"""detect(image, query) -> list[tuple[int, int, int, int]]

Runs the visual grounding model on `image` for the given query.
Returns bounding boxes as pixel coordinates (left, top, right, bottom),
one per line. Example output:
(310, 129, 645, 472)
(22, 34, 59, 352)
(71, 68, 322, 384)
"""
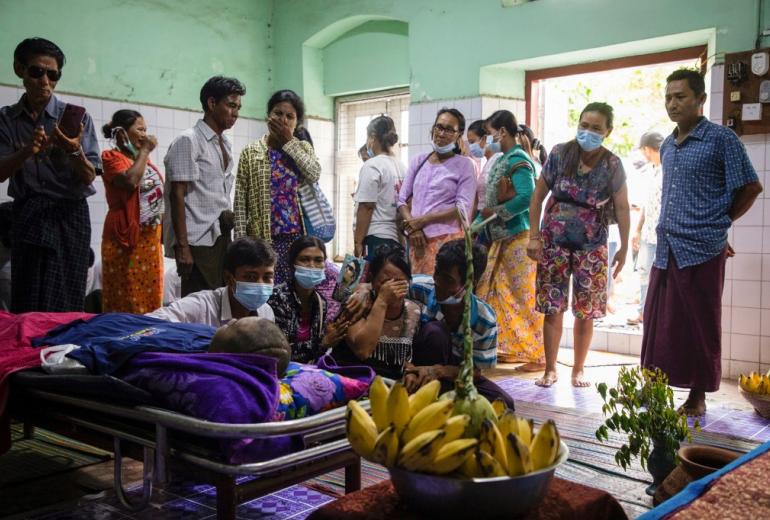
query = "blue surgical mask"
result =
(113, 127, 138, 158)
(576, 129, 605, 152)
(294, 265, 326, 289)
(366, 147, 375, 158)
(436, 288, 466, 305)
(432, 140, 456, 155)
(469, 142, 484, 158)
(233, 281, 273, 311)
(485, 135, 501, 154)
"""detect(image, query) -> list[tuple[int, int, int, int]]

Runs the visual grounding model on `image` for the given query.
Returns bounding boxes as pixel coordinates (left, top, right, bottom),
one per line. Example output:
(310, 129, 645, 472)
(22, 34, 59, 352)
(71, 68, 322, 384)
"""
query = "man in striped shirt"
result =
(406, 239, 512, 408)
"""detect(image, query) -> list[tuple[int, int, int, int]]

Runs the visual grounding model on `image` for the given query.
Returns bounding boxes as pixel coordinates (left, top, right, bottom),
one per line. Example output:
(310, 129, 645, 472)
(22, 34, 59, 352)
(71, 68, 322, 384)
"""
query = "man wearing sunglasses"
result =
(0, 38, 100, 313)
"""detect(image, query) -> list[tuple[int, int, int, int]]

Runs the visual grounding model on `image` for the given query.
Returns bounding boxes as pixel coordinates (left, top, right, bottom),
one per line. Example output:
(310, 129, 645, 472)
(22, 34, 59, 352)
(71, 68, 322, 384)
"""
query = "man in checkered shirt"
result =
(163, 76, 245, 297)
(641, 69, 763, 416)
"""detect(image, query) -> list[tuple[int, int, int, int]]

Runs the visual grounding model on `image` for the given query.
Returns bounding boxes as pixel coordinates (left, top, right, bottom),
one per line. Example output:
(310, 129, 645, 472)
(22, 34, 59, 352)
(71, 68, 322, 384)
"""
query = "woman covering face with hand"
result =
(101, 109, 163, 313)
(234, 89, 322, 284)
(332, 245, 421, 380)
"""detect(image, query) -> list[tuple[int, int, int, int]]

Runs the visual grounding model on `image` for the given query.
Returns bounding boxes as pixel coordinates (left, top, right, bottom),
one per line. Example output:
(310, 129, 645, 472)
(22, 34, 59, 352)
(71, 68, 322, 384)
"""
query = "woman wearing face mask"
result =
(101, 110, 163, 313)
(268, 235, 343, 363)
(398, 108, 477, 274)
(234, 89, 322, 284)
(353, 115, 406, 261)
(332, 245, 421, 380)
(467, 120, 497, 222)
(527, 102, 630, 388)
(475, 110, 544, 370)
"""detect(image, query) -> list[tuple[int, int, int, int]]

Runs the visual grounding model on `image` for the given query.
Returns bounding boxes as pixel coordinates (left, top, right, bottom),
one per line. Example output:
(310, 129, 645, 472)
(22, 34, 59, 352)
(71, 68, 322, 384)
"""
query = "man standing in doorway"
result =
(164, 76, 245, 297)
(629, 131, 664, 326)
(641, 69, 762, 415)
(0, 38, 100, 312)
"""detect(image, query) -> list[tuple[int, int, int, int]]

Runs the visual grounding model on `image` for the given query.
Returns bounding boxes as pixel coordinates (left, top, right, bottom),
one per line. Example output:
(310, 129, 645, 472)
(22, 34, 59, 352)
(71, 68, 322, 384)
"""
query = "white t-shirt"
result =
(147, 286, 274, 327)
(354, 154, 406, 242)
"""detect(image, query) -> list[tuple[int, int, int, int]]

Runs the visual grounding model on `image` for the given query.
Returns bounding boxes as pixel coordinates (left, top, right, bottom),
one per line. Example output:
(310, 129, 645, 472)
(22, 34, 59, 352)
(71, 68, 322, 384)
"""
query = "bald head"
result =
(210, 317, 291, 377)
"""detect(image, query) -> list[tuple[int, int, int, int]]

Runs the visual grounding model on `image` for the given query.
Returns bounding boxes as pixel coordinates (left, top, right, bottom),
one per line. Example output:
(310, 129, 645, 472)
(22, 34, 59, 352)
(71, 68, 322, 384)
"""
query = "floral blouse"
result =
(268, 282, 326, 364)
(541, 142, 626, 250)
(269, 148, 302, 236)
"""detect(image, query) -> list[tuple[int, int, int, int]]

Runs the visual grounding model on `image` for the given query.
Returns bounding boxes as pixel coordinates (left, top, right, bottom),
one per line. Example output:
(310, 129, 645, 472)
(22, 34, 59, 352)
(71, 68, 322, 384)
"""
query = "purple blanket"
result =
(120, 352, 374, 464)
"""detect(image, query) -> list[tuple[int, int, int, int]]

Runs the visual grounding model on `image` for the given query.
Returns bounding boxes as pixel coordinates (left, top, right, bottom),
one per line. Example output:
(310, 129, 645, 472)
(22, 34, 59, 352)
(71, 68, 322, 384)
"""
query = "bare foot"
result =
(535, 370, 558, 387)
(627, 314, 643, 326)
(677, 391, 706, 416)
(571, 370, 591, 387)
(607, 301, 616, 314)
(514, 362, 546, 373)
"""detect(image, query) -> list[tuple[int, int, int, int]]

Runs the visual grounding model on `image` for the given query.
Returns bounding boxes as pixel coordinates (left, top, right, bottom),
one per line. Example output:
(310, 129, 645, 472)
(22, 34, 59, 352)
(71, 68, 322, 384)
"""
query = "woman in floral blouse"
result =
(527, 102, 630, 389)
(234, 90, 322, 284)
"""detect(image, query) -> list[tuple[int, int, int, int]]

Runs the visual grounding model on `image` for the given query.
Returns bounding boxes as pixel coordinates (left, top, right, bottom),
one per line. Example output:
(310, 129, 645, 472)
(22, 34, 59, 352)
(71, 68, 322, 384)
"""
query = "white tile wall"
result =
(0, 85, 336, 257)
(407, 96, 525, 162)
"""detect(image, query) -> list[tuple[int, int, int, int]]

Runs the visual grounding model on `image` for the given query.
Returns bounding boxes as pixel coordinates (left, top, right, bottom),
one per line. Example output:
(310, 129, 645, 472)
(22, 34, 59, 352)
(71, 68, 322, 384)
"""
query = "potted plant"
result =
(595, 366, 695, 496)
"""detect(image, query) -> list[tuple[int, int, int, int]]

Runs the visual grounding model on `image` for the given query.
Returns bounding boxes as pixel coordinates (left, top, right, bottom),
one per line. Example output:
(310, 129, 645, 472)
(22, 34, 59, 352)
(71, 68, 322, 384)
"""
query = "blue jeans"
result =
(637, 240, 657, 314)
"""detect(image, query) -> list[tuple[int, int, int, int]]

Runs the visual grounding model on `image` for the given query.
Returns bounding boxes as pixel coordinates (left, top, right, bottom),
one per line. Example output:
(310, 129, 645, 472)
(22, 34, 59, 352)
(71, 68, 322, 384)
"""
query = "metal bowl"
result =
(389, 440, 569, 519)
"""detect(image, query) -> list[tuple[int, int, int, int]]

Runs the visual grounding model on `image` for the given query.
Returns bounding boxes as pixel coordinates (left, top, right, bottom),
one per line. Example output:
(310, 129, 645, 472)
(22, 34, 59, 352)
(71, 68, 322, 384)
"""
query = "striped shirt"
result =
(409, 274, 497, 368)
(656, 118, 758, 269)
(163, 119, 234, 250)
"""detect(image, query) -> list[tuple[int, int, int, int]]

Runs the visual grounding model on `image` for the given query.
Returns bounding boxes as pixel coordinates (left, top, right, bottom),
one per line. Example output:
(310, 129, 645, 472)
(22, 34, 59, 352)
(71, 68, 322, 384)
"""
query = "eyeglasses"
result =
(433, 124, 459, 136)
(26, 65, 61, 82)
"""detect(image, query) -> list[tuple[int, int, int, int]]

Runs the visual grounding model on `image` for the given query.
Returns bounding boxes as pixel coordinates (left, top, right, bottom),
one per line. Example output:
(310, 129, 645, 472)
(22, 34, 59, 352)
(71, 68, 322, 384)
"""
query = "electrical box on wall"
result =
(723, 48, 770, 135)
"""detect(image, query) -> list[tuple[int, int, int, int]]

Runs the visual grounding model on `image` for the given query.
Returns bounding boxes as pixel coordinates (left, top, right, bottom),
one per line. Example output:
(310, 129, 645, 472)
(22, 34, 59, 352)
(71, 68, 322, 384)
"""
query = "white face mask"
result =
(432, 140, 456, 154)
(436, 287, 465, 305)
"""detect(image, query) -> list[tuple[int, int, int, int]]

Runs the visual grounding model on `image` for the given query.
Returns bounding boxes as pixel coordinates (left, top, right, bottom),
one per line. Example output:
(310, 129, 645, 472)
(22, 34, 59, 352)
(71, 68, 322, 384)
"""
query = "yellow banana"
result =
(479, 418, 507, 469)
(398, 429, 446, 471)
(459, 448, 507, 478)
(530, 420, 560, 471)
(430, 438, 478, 475)
(346, 400, 378, 459)
(401, 399, 454, 443)
(748, 372, 762, 393)
(409, 379, 441, 418)
(505, 433, 532, 476)
(499, 412, 534, 447)
(439, 414, 471, 445)
(491, 398, 508, 419)
(371, 425, 399, 468)
(369, 376, 390, 432)
(387, 381, 411, 436)
(739, 374, 750, 392)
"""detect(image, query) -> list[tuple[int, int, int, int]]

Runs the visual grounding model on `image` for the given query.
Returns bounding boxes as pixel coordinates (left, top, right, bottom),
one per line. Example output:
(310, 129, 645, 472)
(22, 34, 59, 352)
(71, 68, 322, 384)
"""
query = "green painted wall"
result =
(0, 0, 273, 119)
(272, 0, 764, 118)
(0, 0, 767, 121)
(323, 20, 409, 97)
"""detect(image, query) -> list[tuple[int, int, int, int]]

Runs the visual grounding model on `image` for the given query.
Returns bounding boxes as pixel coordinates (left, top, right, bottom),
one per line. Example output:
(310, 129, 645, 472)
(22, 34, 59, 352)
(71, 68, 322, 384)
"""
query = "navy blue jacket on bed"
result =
(32, 313, 215, 374)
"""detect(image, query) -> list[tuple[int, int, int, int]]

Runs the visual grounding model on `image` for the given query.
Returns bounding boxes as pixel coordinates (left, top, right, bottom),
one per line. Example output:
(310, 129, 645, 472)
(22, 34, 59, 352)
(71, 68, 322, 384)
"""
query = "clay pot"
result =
(653, 445, 741, 505)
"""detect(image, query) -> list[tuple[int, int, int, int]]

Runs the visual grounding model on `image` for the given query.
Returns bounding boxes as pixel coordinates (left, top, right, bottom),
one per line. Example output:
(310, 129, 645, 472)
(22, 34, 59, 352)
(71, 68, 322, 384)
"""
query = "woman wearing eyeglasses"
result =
(397, 108, 477, 275)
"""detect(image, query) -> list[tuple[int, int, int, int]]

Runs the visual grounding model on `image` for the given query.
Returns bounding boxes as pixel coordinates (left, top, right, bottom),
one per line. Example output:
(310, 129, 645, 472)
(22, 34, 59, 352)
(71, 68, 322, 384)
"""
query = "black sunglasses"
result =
(27, 65, 61, 82)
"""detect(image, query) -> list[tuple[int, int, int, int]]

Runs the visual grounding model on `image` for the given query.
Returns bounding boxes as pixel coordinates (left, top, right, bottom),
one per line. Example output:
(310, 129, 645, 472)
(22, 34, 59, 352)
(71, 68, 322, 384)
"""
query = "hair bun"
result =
(384, 130, 399, 147)
(101, 123, 113, 139)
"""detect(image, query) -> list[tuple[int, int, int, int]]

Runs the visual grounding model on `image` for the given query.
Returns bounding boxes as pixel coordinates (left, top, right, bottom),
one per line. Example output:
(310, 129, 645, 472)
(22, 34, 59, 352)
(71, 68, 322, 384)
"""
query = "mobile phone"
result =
(58, 104, 86, 138)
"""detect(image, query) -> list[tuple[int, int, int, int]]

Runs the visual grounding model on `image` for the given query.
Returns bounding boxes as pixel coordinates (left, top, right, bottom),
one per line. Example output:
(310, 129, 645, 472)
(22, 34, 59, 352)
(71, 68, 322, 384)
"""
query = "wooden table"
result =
(308, 477, 628, 519)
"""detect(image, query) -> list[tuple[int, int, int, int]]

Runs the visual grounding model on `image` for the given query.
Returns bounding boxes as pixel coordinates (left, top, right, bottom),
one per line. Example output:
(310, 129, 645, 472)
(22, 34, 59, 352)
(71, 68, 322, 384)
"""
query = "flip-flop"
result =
(535, 375, 557, 387)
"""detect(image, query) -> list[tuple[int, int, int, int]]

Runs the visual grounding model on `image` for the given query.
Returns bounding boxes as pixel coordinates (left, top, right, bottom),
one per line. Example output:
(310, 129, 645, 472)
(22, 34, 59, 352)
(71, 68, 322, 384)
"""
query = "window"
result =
(333, 91, 410, 258)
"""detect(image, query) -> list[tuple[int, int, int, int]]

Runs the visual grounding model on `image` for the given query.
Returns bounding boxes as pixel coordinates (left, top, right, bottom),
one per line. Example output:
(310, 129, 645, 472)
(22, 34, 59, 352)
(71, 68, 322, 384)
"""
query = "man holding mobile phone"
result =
(0, 38, 100, 312)
(163, 76, 245, 297)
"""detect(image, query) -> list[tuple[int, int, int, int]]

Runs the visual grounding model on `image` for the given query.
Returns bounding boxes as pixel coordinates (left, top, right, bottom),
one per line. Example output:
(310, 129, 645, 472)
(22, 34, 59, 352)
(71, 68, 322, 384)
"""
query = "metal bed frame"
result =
(9, 385, 363, 519)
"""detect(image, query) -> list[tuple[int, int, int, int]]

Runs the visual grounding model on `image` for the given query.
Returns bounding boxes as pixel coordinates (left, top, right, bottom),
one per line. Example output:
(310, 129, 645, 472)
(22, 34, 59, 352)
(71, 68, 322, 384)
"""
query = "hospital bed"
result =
(8, 369, 362, 520)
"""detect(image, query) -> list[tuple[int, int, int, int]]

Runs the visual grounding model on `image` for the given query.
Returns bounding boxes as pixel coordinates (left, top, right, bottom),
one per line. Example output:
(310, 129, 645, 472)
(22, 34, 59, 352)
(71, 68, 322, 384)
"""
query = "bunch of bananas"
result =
(739, 370, 770, 394)
(346, 376, 562, 478)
